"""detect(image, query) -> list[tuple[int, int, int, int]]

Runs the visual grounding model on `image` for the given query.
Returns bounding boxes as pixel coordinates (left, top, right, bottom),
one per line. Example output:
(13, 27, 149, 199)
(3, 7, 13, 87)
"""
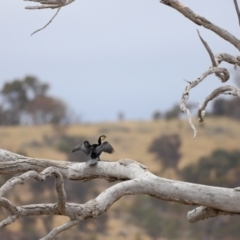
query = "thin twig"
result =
(180, 67, 229, 137)
(160, 0, 240, 50)
(234, 0, 240, 26)
(187, 206, 239, 223)
(197, 30, 226, 82)
(31, 7, 61, 36)
(197, 30, 216, 67)
(198, 85, 240, 122)
(0, 215, 19, 228)
(39, 220, 79, 240)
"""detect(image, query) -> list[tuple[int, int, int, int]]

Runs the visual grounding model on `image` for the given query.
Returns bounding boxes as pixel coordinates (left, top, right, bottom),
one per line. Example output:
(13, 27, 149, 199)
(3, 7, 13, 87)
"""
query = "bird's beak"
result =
(104, 135, 107, 140)
(72, 145, 81, 153)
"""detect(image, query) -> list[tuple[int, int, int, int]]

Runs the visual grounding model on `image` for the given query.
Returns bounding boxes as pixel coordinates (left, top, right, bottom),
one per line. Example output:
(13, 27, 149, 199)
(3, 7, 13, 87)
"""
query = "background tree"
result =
(0, 76, 67, 125)
(148, 134, 181, 170)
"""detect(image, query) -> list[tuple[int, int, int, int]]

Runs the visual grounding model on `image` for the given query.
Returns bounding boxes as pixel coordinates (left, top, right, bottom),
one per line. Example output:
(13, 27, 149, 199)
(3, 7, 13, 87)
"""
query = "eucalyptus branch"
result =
(180, 67, 229, 137)
(214, 53, 240, 69)
(198, 85, 240, 122)
(0, 197, 18, 215)
(40, 220, 80, 240)
(160, 0, 240, 50)
(233, 0, 240, 26)
(187, 206, 239, 223)
(24, 0, 75, 35)
(24, 0, 75, 10)
(0, 215, 19, 228)
(31, 7, 61, 36)
(197, 30, 216, 67)
(197, 30, 226, 82)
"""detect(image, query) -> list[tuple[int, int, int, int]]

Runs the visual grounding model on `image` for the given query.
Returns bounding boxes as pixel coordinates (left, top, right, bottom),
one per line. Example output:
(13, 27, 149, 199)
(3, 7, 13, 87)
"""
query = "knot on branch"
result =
(119, 159, 148, 169)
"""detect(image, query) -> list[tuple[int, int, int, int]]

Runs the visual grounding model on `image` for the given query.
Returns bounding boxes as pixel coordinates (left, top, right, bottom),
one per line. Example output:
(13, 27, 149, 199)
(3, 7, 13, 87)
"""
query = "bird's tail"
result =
(86, 158, 98, 166)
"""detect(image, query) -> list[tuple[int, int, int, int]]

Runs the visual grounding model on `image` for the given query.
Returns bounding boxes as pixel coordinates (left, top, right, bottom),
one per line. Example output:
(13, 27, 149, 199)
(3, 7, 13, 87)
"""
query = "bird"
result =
(72, 135, 114, 166)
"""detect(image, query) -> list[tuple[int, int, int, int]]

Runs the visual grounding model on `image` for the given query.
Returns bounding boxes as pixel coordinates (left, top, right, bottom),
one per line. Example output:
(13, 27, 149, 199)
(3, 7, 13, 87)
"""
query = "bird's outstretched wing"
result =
(95, 142, 114, 155)
(72, 141, 92, 155)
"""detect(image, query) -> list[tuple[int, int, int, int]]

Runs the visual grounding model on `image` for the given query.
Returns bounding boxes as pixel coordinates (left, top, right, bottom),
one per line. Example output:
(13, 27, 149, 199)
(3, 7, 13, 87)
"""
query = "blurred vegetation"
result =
(0, 76, 68, 125)
(181, 149, 240, 188)
(164, 104, 182, 120)
(212, 98, 240, 120)
(148, 134, 181, 170)
(0, 76, 240, 239)
(1, 119, 240, 239)
(127, 149, 240, 240)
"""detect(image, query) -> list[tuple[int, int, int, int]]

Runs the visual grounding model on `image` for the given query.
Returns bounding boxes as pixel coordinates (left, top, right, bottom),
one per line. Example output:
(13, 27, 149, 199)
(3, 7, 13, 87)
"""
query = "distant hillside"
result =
(1, 117, 240, 240)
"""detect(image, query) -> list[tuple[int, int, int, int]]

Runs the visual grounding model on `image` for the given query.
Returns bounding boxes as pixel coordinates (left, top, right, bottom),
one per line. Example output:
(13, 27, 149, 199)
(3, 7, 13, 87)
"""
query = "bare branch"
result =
(233, 0, 240, 26)
(25, 0, 75, 10)
(160, 0, 240, 50)
(0, 197, 18, 216)
(0, 167, 67, 215)
(187, 206, 239, 223)
(197, 30, 216, 67)
(215, 53, 240, 69)
(1, 148, 240, 238)
(26, 4, 60, 9)
(40, 220, 79, 240)
(53, 170, 67, 214)
(0, 215, 19, 228)
(197, 30, 226, 82)
(31, 7, 61, 36)
(180, 67, 229, 137)
(198, 85, 240, 122)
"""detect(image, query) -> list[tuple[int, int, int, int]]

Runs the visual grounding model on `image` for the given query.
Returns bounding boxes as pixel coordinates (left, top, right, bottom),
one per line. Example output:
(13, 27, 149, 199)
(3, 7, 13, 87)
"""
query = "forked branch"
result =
(0, 149, 240, 239)
(24, 0, 75, 35)
(180, 67, 229, 138)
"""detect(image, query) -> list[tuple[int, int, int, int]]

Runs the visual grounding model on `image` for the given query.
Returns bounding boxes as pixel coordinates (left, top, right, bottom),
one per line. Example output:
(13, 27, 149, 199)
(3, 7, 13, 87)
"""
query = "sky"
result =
(0, 0, 240, 122)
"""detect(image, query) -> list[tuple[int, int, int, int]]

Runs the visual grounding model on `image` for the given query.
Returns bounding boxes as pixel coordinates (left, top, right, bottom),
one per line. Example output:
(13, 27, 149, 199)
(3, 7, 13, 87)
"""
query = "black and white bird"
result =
(72, 135, 114, 166)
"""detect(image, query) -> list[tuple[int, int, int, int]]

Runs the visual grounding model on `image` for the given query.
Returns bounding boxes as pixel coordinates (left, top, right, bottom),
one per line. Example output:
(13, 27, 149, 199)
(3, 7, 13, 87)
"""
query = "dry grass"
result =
(1, 117, 240, 239)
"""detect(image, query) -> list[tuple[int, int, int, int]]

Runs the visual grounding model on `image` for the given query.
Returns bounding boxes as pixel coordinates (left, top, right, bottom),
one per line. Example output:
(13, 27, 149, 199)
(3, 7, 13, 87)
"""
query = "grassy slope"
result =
(1, 117, 240, 239)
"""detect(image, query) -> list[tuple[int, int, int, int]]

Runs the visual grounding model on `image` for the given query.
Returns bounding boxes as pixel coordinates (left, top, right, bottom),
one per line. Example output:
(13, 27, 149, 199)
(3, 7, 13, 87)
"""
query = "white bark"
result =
(0, 149, 240, 239)
(25, 0, 75, 9)
(180, 67, 229, 137)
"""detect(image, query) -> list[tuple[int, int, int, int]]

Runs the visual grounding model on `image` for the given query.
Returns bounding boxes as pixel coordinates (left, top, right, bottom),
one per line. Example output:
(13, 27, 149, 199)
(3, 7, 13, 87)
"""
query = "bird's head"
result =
(100, 135, 107, 141)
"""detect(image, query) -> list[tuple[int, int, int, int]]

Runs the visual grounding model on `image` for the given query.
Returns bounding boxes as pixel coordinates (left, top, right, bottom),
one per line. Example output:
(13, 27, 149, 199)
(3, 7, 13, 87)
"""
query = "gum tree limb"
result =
(160, 0, 240, 50)
(198, 85, 240, 122)
(180, 67, 229, 138)
(233, 0, 240, 26)
(0, 149, 240, 238)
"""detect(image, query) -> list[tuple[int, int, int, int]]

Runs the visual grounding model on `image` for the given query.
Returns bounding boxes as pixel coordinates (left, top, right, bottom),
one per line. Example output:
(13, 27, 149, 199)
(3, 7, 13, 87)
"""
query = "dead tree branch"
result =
(180, 67, 229, 138)
(198, 85, 240, 122)
(0, 149, 240, 239)
(197, 30, 226, 82)
(233, 0, 240, 26)
(160, 0, 240, 50)
(187, 206, 239, 223)
(31, 7, 61, 36)
(24, 0, 75, 10)
(24, 0, 74, 34)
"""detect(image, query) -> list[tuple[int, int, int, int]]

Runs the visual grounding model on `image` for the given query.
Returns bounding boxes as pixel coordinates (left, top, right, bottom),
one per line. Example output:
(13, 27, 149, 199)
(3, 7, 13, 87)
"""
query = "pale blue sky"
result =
(0, 0, 239, 122)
